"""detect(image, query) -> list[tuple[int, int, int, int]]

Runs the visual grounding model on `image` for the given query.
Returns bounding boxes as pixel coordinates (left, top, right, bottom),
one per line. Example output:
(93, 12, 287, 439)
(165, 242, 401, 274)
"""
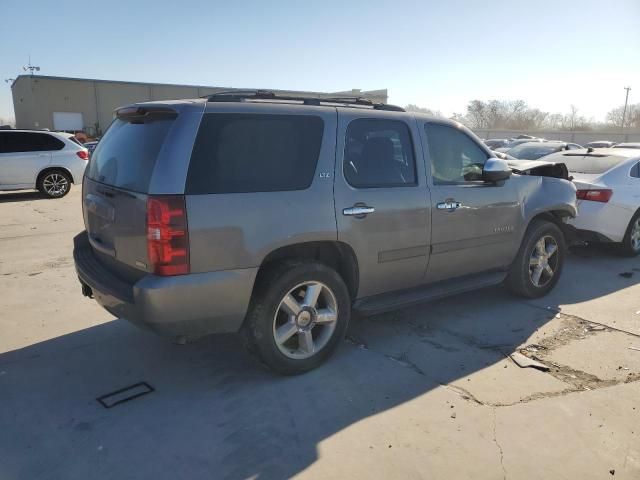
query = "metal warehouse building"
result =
(11, 75, 388, 136)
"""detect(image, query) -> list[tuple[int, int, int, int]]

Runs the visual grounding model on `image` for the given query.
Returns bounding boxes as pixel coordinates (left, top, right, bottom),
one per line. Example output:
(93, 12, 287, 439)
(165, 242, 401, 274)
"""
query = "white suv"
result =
(0, 129, 89, 198)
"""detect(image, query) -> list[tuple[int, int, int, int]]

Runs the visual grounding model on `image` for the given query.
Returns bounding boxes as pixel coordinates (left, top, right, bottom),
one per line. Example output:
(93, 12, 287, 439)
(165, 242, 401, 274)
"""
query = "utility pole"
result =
(622, 86, 631, 130)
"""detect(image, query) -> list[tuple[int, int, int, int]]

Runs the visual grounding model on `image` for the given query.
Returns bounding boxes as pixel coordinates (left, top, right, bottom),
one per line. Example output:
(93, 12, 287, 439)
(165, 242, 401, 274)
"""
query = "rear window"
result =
(87, 118, 173, 192)
(186, 113, 324, 194)
(561, 155, 627, 174)
(509, 144, 561, 160)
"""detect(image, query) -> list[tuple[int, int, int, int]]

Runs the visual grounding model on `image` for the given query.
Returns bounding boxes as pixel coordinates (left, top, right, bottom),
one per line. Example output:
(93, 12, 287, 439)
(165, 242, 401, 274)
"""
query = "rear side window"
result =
(39, 134, 65, 151)
(0, 132, 64, 153)
(186, 114, 324, 194)
(344, 119, 416, 188)
(87, 118, 174, 193)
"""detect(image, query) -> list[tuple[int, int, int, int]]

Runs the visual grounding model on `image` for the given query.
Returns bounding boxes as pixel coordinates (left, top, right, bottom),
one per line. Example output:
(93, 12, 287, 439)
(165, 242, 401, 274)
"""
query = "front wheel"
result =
(506, 220, 565, 298)
(243, 261, 351, 375)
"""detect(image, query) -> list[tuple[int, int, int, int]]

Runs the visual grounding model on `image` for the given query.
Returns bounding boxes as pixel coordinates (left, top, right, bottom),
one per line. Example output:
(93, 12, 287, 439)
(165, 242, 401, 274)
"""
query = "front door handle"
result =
(343, 205, 375, 217)
(437, 201, 462, 211)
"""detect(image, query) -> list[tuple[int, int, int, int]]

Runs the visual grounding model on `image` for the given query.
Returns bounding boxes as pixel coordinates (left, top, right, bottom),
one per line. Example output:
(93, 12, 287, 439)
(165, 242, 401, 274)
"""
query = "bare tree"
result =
(454, 99, 549, 130)
(607, 103, 640, 129)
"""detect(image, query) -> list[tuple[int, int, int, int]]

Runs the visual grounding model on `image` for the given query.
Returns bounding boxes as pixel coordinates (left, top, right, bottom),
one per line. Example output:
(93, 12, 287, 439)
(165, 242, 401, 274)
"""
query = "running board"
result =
(353, 271, 508, 316)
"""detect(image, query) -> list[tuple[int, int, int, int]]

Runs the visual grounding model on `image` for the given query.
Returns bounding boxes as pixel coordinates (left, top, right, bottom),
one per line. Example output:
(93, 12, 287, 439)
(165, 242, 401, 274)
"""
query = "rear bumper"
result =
(563, 224, 615, 244)
(567, 201, 633, 243)
(73, 232, 257, 338)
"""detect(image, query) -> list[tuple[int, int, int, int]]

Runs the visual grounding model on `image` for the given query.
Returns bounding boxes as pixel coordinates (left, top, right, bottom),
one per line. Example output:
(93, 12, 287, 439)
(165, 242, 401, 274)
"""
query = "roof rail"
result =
(204, 90, 405, 112)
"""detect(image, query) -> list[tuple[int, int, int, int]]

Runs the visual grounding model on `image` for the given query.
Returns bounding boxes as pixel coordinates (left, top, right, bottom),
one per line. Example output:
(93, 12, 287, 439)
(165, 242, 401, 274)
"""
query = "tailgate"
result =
(83, 176, 150, 280)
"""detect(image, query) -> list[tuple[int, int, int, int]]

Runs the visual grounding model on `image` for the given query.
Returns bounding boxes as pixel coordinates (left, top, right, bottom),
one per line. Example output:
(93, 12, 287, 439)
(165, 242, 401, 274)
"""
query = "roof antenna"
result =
(23, 55, 40, 76)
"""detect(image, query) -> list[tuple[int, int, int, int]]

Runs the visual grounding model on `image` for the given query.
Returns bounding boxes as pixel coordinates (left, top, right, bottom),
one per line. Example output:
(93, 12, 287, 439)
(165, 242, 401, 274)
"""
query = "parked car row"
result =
(486, 136, 640, 160)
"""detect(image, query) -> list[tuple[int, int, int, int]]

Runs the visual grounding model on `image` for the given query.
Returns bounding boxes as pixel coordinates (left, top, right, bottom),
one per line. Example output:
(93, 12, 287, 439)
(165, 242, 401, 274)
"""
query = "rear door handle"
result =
(437, 201, 462, 211)
(343, 205, 375, 217)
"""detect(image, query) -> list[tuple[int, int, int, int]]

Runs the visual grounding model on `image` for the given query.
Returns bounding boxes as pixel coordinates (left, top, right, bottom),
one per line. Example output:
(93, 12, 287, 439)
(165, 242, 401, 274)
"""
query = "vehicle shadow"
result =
(0, 190, 46, 203)
(0, 246, 638, 479)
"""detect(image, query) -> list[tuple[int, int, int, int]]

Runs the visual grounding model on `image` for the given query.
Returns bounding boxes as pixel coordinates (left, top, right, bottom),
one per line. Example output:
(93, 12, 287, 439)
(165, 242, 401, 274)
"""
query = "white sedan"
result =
(543, 148, 640, 255)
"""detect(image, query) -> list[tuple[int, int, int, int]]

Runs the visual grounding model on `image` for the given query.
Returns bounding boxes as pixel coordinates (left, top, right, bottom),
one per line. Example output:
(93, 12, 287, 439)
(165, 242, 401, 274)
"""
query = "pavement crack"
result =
(492, 407, 507, 480)
(443, 384, 484, 405)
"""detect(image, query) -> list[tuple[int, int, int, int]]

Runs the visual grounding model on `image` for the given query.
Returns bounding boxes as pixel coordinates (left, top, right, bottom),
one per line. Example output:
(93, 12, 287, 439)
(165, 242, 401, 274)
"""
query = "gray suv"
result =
(74, 92, 577, 374)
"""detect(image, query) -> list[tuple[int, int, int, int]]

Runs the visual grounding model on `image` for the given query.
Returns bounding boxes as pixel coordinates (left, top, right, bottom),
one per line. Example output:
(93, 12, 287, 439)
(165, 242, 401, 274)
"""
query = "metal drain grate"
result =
(96, 382, 154, 409)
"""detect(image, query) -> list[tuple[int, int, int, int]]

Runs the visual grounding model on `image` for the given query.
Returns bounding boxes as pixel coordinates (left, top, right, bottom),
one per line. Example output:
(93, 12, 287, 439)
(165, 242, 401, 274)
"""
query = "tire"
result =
(617, 210, 640, 257)
(243, 260, 351, 375)
(506, 219, 565, 298)
(37, 170, 72, 198)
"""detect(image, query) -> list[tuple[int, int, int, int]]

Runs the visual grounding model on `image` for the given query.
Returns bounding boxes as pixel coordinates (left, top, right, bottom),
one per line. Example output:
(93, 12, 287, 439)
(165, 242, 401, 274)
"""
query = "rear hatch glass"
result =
(87, 116, 174, 193)
(83, 108, 177, 277)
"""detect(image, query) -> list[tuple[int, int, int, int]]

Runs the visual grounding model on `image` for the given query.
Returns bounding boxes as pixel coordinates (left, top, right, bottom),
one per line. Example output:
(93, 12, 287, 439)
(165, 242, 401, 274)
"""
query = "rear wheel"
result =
(38, 170, 72, 198)
(618, 211, 640, 257)
(506, 220, 565, 298)
(244, 261, 351, 375)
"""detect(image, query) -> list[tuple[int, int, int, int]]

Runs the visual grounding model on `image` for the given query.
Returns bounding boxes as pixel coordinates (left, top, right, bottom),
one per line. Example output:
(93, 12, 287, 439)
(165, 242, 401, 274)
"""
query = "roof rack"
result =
(204, 90, 405, 112)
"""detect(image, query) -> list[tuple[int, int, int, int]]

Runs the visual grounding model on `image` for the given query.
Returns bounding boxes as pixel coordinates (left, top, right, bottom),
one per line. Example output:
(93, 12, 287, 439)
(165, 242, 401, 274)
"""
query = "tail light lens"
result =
(146, 195, 189, 276)
(576, 189, 612, 203)
(77, 150, 89, 160)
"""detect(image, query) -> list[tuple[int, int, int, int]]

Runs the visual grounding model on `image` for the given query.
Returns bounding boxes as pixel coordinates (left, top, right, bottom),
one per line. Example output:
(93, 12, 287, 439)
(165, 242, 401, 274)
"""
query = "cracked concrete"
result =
(1, 189, 640, 479)
(492, 407, 507, 480)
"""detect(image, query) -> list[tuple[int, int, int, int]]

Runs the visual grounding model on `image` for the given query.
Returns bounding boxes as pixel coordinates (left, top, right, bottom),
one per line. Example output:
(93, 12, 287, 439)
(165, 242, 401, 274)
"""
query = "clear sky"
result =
(1, 0, 639, 123)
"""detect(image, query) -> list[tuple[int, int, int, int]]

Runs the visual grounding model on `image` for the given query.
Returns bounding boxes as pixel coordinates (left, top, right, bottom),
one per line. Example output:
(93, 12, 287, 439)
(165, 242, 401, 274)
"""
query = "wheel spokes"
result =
(281, 294, 302, 316)
(535, 238, 546, 255)
(298, 330, 314, 354)
(531, 266, 543, 286)
(275, 320, 298, 345)
(315, 308, 337, 324)
(303, 284, 322, 308)
(546, 243, 558, 257)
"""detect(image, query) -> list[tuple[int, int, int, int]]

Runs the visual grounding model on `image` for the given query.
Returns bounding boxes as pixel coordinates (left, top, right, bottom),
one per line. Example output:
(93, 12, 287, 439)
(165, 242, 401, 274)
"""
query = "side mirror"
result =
(483, 157, 512, 183)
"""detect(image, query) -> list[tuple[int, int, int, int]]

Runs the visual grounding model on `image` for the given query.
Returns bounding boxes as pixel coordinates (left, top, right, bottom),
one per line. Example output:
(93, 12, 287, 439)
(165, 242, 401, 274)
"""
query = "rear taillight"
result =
(576, 189, 612, 203)
(146, 195, 189, 276)
(77, 150, 89, 160)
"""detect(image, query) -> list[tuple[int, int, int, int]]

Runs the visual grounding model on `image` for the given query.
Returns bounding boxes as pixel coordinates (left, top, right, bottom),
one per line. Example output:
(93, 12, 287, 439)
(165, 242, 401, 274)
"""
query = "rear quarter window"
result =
(186, 113, 324, 194)
(87, 118, 174, 193)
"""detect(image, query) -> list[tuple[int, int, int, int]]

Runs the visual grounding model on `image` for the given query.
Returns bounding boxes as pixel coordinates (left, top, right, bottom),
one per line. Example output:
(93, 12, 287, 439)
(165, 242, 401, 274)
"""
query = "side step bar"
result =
(353, 271, 507, 316)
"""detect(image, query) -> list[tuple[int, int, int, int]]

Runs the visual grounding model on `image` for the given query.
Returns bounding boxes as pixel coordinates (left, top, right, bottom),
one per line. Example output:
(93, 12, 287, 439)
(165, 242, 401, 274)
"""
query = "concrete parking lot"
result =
(1, 188, 639, 480)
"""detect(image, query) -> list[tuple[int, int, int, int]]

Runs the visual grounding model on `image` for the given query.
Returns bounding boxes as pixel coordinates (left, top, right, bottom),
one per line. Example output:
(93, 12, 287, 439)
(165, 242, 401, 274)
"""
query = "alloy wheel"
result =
(272, 281, 338, 360)
(529, 235, 559, 287)
(42, 173, 69, 197)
